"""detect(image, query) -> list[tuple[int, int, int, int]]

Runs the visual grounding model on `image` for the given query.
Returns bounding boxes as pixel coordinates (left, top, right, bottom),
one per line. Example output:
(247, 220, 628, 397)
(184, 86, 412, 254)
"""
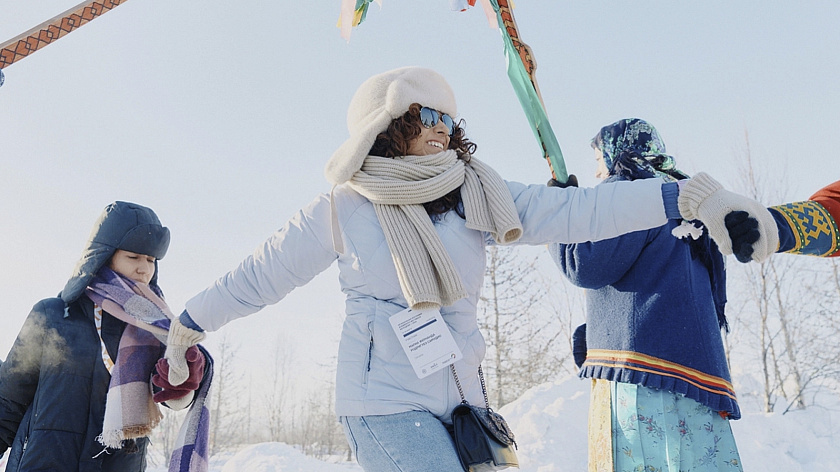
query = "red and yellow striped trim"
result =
(584, 349, 737, 401)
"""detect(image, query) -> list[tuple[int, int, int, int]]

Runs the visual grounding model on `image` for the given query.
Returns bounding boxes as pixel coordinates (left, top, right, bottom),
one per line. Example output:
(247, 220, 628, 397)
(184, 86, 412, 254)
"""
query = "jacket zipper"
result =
(363, 320, 374, 386)
(16, 436, 29, 471)
(367, 336, 373, 372)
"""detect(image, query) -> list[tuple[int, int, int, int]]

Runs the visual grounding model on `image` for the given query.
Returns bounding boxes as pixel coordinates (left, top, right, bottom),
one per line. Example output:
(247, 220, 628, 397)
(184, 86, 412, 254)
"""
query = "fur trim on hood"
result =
(325, 66, 457, 185)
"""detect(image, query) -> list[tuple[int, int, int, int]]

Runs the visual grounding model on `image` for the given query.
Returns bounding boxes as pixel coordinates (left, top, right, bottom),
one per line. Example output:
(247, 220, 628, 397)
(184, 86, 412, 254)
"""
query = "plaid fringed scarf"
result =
(86, 267, 213, 472)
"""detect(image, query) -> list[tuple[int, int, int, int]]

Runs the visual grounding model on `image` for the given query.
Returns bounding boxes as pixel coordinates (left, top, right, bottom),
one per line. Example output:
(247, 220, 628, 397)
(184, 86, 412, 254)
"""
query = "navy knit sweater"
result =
(550, 219, 739, 419)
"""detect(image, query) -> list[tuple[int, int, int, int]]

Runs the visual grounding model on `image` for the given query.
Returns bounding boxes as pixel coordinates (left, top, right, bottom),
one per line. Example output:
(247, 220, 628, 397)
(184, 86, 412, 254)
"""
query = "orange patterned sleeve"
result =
(770, 180, 840, 257)
(810, 181, 840, 224)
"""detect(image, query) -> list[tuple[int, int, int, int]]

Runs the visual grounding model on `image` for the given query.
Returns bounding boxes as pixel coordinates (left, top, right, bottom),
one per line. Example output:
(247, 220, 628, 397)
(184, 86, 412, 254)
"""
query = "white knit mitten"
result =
(164, 391, 194, 411)
(165, 318, 206, 386)
(678, 172, 779, 262)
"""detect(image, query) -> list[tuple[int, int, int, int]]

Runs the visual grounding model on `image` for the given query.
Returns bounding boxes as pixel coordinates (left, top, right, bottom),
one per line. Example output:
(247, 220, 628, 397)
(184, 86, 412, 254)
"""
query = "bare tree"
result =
(208, 333, 248, 455)
(147, 407, 187, 468)
(478, 246, 577, 407)
(265, 334, 296, 442)
(253, 347, 351, 461)
(728, 130, 840, 413)
(295, 380, 348, 460)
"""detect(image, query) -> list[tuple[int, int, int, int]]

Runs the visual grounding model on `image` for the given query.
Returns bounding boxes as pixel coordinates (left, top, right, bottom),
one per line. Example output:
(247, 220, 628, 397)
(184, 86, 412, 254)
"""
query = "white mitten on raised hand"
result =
(163, 391, 194, 411)
(165, 318, 206, 386)
(678, 172, 779, 262)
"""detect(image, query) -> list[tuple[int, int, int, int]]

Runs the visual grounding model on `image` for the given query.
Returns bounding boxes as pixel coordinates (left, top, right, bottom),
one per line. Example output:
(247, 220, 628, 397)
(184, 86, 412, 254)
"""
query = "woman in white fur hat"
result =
(161, 67, 776, 471)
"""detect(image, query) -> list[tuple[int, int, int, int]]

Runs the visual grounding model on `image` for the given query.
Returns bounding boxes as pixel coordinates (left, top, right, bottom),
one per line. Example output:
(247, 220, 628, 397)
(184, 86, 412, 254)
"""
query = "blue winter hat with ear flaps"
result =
(60, 201, 170, 303)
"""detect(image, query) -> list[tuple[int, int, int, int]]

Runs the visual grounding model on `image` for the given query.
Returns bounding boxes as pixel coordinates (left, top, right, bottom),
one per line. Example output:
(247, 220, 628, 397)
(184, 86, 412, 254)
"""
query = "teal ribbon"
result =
(489, 1, 568, 182)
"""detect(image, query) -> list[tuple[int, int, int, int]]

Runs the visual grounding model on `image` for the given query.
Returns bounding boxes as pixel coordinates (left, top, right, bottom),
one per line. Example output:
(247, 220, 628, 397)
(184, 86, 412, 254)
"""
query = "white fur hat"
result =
(325, 66, 457, 185)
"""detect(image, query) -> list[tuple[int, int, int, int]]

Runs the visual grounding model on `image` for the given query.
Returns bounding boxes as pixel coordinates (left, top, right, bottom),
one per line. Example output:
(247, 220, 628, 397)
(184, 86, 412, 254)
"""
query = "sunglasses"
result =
(419, 107, 455, 136)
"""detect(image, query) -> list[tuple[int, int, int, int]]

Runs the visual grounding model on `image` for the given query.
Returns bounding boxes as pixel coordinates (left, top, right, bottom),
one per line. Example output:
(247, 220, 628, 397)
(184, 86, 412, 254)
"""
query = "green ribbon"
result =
(489, 1, 568, 182)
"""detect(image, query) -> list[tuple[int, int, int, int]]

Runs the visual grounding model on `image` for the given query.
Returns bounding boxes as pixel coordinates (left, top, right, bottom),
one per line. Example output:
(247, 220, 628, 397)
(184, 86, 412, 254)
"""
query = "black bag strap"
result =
(450, 364, 490, 409)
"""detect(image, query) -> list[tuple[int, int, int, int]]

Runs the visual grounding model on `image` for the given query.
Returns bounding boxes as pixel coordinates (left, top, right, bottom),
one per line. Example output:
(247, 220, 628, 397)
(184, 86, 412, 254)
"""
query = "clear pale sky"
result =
(1, 1, 838, 392)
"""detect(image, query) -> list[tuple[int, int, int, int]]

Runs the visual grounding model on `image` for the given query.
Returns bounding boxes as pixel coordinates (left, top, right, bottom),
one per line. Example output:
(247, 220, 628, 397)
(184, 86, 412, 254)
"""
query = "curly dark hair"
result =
(369, 103, 477, 219)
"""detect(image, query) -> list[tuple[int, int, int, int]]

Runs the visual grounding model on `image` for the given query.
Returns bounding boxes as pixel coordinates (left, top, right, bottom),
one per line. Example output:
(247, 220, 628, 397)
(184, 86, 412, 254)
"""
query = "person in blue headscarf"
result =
(550, 118, 743, 472)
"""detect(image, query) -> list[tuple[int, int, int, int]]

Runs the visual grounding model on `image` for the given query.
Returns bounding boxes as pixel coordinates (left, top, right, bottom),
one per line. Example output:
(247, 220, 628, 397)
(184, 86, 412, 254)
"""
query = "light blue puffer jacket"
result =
(185, 178, 668, 422)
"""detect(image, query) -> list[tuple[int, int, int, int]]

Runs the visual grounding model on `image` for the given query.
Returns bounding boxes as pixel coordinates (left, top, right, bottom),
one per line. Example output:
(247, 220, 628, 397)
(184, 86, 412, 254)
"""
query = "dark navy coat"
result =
(0, 202, 169, 471)
(0, 296, 152, 471)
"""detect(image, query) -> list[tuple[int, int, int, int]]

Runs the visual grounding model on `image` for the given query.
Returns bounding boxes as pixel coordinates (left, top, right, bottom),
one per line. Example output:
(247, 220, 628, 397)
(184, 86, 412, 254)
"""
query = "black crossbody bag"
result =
(450, 365, 518, 471)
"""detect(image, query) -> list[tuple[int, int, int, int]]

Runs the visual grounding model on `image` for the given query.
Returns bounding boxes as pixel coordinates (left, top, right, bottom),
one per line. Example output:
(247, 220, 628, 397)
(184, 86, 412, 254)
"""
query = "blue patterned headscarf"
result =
(593, 118, 728, 331)
(593, 118, 690, 183)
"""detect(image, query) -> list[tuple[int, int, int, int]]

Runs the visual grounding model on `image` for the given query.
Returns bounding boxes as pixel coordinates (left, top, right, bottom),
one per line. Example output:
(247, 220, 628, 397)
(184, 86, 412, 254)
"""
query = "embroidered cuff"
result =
(661, 182, 681, 219)
(770, 200, 840, 257)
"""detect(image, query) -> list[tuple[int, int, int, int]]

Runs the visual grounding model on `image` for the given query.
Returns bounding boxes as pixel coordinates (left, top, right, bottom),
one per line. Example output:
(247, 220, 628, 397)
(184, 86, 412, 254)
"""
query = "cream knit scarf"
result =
(346, 150, 522, 309)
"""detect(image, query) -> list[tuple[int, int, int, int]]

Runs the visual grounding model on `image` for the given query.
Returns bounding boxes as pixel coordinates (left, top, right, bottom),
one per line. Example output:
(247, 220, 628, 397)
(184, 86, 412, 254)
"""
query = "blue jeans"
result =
(341, 411, 464, 471)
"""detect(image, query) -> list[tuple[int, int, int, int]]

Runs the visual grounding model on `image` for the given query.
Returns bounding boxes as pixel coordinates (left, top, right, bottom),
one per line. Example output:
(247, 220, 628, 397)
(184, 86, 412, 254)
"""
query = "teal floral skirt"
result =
(589, 379, 743, 472)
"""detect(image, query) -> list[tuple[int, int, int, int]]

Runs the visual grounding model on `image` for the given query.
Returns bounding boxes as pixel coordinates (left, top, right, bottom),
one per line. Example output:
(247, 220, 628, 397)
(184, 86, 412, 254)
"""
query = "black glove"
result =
(547, 174, 579, 188)
(572, 323, 587, 369)
(725, 210, 760, 263)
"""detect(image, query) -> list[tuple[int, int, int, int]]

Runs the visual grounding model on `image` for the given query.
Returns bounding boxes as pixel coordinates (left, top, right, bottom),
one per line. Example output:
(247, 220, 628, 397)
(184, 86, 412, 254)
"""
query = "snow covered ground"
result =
(1, 373, 836, 471)
(139, 373, 839, 472)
